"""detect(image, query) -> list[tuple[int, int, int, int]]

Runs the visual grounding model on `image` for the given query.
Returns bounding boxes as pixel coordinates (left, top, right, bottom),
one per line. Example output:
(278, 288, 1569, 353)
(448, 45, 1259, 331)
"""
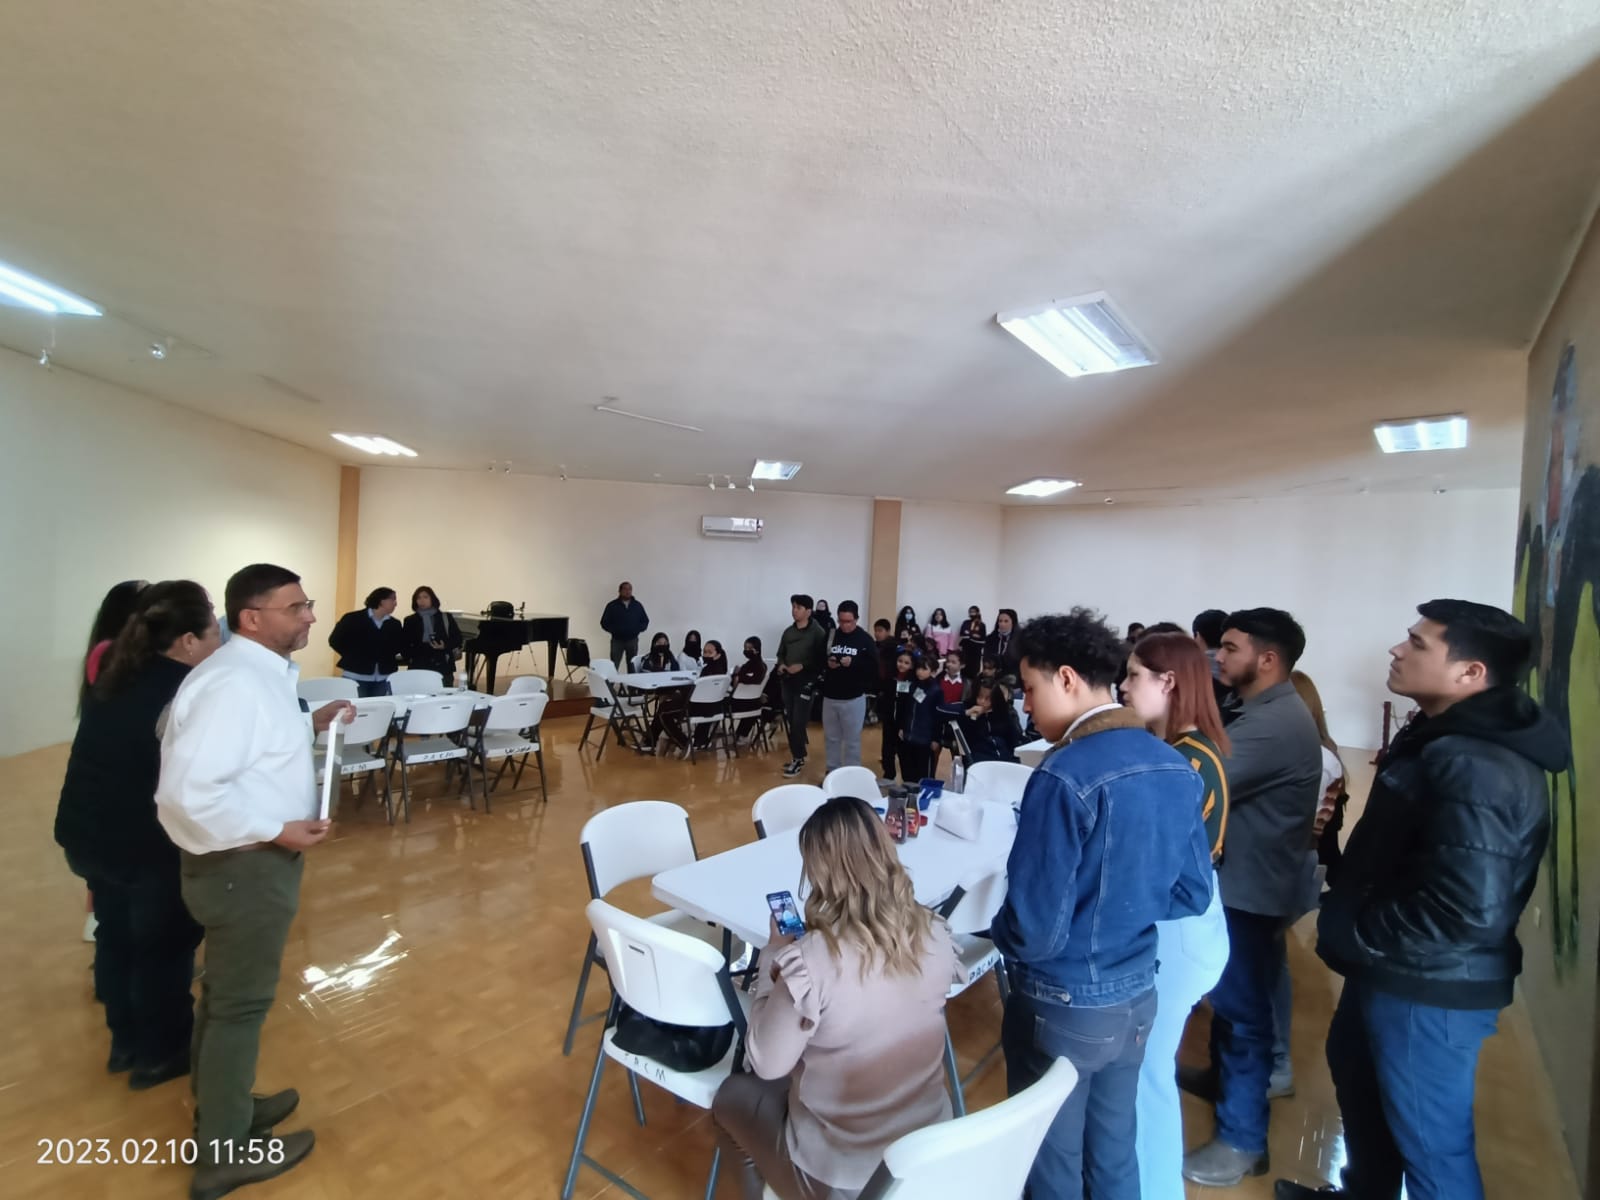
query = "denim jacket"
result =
(990, 707, 1215, 1006)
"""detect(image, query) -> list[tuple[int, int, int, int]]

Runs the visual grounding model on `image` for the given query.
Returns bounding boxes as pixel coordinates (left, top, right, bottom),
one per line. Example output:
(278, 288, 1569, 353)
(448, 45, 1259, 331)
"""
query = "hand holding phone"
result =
(766, 890, 805, 940)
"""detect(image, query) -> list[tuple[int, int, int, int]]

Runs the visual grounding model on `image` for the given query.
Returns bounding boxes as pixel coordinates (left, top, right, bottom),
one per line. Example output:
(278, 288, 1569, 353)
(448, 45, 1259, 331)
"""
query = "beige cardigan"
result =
(745, 920, 966, 1189)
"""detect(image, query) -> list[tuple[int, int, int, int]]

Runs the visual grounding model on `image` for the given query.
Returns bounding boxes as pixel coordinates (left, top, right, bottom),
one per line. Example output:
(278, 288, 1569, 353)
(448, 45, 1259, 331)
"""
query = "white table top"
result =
(613, 672, 698, 692)
(1016, 738, 1054, 768)
(653, 806, 1017, 950)
(378, 690, 493, 717)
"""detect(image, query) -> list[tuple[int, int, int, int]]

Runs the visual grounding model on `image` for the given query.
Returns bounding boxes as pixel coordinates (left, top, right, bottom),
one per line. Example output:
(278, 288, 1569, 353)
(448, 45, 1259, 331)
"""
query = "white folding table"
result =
(652, 805, 1018, 950)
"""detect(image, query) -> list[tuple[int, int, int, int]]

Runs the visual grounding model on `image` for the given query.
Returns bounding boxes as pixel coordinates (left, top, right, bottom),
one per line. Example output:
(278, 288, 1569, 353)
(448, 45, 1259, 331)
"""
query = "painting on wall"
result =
(1515, 342, 1600, 977)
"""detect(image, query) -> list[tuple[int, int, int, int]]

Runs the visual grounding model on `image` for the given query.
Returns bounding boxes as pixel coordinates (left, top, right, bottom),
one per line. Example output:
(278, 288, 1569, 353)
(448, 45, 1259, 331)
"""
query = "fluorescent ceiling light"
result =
(1373, 415, 1469, 454)
(0, 259, 102, 316)
(1006, 478, 1081, 498)
(332, 433, 418, 458)
(752, 460, 802, 480)
(997, 292, 1154, 378)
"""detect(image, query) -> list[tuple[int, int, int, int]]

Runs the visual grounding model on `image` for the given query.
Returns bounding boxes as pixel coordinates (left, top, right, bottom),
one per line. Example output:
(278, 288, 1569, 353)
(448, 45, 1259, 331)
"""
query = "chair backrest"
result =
(752, 784, 827, 839)
(340, 699, 396, 747)
(942, 868, 1008, 936)
(298, 676, 359, 704)
(730, 663, 770, 700)
(587, 899, 736, 1029)
(587, 670, 619, 707)
(507, 675, 548, 695)
(389, 668, 444, 696)
(866, 1057, 1078, 1200)
(484, 692, 548, 732)
(823, 765, 881, 801)
(966, 761, 1034, 807)
(688, 674, 732, 704)
(589, 658, 618, 682)
(580, 801, 698, 897)
(402, 695, 475, 736)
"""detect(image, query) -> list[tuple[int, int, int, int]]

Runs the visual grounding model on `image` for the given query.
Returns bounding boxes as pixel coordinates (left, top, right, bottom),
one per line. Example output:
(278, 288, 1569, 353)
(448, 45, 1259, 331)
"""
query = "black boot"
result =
(189, 1129, 314, 1200)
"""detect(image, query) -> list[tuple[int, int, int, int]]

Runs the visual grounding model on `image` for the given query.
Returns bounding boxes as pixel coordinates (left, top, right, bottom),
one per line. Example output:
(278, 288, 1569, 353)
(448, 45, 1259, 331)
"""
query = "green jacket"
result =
(776, 620, 828, 679)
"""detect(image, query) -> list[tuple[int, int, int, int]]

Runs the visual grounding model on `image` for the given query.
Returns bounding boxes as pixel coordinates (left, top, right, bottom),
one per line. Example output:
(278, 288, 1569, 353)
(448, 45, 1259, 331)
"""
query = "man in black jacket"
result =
(599, 581, 649, 671)
(327, 587, 405, 697)
(1276, 600, 1564, 1200)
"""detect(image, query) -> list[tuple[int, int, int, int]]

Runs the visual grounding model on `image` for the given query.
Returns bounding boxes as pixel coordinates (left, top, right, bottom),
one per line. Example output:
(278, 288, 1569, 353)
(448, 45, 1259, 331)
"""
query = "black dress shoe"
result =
(1274, 1182, 1346, 1199)
(107, 1048, 136, 1074)
(189, 1130, 314, 1200)
(128, 1052, 190, 1091)
(195, 1090, 302, 1137)
(1177, 1062, 1218, 1102)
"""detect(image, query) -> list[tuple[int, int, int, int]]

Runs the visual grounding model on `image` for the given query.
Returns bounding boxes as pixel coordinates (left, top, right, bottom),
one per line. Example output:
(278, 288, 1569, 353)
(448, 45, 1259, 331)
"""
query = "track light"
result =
(707, 477, 715, 491)
(149, 340, 169, 361)
(725, 476, 737, 490)
(747, 479, 755, 492)
(37, 348, 51, 369)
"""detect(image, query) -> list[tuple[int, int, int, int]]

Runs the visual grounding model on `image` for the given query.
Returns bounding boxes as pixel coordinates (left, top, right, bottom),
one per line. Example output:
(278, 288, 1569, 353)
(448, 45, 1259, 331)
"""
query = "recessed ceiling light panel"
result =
(997, 292, 1154, 378)
(1372, 415, 1468, 454)
(0, 259, 102, 317)
(332, 433, 418, 458)
(752, 460, 802, 481)
(1006, 478, 1081, 498)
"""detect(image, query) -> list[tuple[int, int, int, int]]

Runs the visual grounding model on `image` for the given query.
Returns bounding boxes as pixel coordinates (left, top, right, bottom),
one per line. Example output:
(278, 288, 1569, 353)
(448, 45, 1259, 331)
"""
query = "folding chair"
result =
(728, 664, 771, 751)
(506, 675, 548, 695)
(562, 899, 748, 1200)
(388, 668, 445, 696)
(751, 783, 827, 839)
(582, 662, 647, 758)
(823, 765, 881, 800)
(562, 801, 725, 1056)
(685, 673, 733, 763)
(466, 692, 549, 807)
(386, 695, 475, 822)
(935, 869, 1011, 1116)
(561, 636, 591, 682)
(316, 700, 396, 820)
(966, 761, 1035, 809)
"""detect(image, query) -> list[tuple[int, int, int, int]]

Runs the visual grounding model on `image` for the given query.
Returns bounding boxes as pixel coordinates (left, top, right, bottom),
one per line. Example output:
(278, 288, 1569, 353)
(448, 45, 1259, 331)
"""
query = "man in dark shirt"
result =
(775, 594, 827, 777)
(1183, 608, 1323, 1188)
(819, 601, 878, 773)
(598, 581, 649, 671)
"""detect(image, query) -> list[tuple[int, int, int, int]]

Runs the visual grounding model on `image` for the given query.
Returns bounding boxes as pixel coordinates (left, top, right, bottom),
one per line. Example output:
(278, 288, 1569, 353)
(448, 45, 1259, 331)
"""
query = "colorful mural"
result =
(1515, 343, 1600, 976)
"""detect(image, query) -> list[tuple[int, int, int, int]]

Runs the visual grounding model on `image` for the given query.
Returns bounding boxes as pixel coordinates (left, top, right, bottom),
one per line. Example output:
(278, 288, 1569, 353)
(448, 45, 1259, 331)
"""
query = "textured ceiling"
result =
(3, 1, 1600, 504)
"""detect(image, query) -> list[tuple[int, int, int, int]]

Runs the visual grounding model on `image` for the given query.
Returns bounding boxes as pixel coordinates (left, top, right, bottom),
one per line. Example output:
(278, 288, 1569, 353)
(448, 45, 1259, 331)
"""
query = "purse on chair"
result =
(610, 1003, 734, 1073)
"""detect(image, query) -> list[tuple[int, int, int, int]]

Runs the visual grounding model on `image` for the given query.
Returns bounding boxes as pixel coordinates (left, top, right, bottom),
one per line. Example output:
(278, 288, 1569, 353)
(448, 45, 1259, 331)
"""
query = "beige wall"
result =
(0, 351, 341, 755)
(1515, 205, 1600, 1194)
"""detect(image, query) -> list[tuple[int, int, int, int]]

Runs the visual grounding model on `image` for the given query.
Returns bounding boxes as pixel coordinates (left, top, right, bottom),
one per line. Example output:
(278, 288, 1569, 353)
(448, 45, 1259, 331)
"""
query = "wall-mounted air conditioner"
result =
(701, 515, 763, 540)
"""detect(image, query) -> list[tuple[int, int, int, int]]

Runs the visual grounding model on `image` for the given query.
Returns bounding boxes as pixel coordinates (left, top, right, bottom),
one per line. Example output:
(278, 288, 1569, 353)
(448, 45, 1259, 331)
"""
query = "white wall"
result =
(0, 352, 341, 755)
(999, 490, 1520, 749)
(356, 469, 873, 663)
(897, 501, 1003, 629)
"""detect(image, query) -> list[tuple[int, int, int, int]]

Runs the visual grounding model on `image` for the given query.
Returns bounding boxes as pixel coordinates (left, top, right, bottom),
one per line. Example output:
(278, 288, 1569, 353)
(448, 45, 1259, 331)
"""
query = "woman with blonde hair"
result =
(712, 797, 964, 1199)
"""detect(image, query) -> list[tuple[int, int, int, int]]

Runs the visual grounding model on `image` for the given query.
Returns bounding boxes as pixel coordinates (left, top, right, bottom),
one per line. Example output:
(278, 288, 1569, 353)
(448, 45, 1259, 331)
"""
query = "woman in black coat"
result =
(984, 608, 1021, 681)
(958, 606, 987, 679)
(401, 586, 462, 687)
(55, 580, 219, 1088)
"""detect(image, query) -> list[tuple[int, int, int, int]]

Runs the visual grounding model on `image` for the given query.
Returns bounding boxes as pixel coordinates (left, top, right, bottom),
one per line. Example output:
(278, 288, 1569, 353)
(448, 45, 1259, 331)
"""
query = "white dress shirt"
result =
(157, 636, 316, 854)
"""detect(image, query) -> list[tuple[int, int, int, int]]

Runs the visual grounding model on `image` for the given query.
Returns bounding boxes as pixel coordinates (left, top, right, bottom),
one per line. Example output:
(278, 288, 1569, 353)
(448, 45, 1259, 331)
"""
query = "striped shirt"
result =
(1174, 730, 1229, 862)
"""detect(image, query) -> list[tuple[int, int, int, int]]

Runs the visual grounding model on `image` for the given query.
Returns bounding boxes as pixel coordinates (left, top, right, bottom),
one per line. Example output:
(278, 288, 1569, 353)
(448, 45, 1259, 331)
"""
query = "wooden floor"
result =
(0, 720, 1577, 1200)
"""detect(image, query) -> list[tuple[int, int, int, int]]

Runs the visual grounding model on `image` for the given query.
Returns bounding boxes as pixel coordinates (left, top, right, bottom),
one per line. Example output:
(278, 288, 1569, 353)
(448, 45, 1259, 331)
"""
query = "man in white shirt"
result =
(157, 563, 352, 1199)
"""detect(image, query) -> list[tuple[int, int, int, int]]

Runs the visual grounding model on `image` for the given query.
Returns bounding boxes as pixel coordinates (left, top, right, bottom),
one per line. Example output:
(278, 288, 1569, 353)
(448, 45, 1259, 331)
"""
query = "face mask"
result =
(746, 648, 760, 660)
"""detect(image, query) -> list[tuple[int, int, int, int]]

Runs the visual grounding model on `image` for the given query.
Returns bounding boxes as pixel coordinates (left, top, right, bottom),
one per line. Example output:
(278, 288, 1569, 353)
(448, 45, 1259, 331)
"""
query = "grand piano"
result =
(454, 608, 571, 694)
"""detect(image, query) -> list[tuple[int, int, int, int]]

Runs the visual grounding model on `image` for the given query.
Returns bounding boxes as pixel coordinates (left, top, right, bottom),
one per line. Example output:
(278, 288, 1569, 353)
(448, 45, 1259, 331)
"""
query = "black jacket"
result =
(984, 629, 1020, 678)
(600, 597, 650, 640)
(402, 610, 462, 670)
(329, 609, 405, 675)
(1317, 687, 1565, 1009)
(56, 656, 190, 874)
(820, 626, 879, 701)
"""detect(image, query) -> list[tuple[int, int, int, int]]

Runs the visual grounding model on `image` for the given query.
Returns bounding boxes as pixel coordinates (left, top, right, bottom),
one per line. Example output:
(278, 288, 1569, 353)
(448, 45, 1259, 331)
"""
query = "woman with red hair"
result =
(1121, 631, 1233, 1200)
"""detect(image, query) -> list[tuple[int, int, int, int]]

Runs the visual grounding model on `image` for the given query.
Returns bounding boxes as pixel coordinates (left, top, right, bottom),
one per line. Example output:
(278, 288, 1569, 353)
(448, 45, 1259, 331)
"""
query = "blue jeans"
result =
(1208, 907, 1284, 1153)
(1002, 984, 1157, 1200)
(1137, 885, 1229, 1200)
(1327, 980, 1499, 1200)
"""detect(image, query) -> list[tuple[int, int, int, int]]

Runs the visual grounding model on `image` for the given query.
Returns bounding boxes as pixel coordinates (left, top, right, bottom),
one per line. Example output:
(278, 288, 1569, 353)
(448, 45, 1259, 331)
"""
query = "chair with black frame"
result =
(465, 692, 549, 807)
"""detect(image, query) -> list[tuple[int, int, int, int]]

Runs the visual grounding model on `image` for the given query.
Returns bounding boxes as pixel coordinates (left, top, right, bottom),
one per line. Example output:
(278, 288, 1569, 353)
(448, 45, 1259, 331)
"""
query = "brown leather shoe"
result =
(189, 1130, 314, 1200)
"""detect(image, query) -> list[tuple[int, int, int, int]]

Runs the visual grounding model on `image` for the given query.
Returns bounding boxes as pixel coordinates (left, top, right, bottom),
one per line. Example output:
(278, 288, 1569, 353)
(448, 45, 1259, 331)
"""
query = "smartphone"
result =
(766, 890, 805, 939)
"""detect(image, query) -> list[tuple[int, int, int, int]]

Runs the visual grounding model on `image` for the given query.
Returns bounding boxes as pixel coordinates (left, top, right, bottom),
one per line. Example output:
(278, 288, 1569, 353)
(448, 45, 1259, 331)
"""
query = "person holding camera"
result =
(401, 586, 461, 687)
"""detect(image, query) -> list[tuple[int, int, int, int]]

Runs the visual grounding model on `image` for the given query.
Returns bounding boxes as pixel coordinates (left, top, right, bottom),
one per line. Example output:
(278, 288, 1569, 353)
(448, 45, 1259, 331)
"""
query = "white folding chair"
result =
(313, 700, 396, 820)
(966, 761, 1035, 809)
(562, 899, 748, 1200)
(581, 662, 646, 757)
(298, 676, 359, 706)
(506, 675, 548, 695)
(388, 668, 445, 696)
(467, 693, 549, 807)
(387, 695, 474, 822)
(854, 1057, 1078, 1200)
(823, 765, 881, 801)
(685, 673, 733, 763)
(728, 665, 771, 750)
(936, 869, 1011, 1116)
(751, 784, 827, 839)
(562, 802, 724, 1056)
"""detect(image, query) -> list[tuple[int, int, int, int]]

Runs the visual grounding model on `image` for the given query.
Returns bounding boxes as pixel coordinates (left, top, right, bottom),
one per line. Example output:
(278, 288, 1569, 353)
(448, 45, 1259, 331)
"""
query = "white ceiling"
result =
(3, 1, 1600, 505)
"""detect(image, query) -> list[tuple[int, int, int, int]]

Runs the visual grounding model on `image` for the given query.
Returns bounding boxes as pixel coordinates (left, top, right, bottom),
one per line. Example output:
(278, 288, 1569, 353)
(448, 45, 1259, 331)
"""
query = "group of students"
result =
(715, 599, 1561, 1200)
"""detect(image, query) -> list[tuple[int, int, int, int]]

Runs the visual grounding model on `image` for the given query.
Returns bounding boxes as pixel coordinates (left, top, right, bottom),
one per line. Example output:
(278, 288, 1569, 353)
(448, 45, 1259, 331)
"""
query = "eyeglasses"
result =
(244, 599, 316, 616)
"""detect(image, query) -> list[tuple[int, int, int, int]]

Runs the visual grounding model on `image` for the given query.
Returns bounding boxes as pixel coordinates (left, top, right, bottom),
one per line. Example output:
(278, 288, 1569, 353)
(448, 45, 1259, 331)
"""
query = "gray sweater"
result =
(1215, 680, 1324, 917)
